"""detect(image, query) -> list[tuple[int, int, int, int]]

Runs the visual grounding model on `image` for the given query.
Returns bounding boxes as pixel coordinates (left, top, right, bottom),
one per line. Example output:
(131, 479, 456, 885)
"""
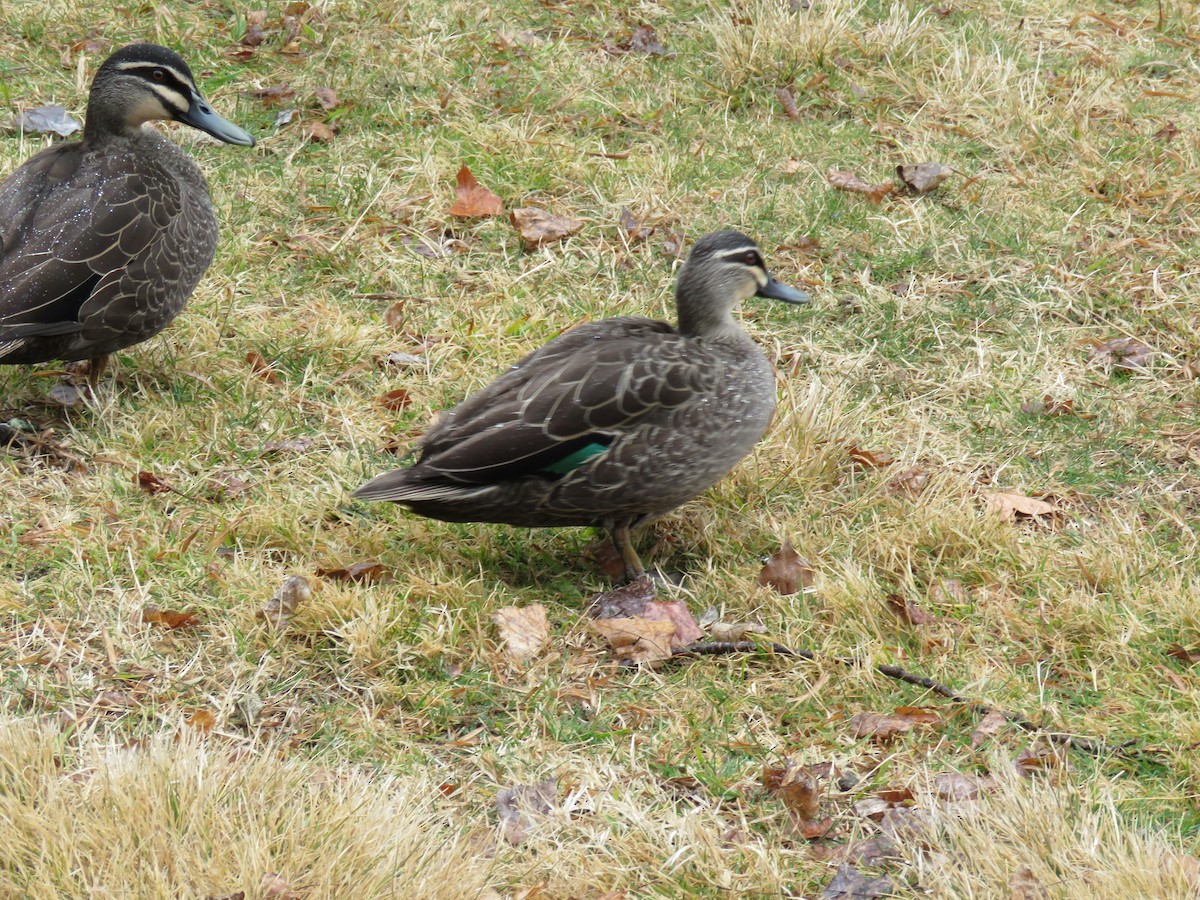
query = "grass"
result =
(1, 0, 1199, 896)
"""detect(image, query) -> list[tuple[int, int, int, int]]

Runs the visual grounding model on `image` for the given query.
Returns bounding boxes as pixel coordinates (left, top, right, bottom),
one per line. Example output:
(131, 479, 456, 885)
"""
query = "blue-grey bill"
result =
(757, 277, 811, 304)
(180, 97, 256, 146)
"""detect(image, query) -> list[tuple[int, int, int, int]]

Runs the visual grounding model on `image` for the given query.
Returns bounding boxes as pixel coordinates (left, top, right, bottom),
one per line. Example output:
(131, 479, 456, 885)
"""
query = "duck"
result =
(0, 43, 255, 390)
(354, 230, 811, 582)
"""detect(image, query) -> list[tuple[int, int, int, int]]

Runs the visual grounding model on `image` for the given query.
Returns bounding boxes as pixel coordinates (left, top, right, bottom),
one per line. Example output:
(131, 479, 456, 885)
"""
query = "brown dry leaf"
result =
(886, 593, 938, 626)
(48, 383, 85, 408)
(848, 446, 895, 468)
(896, 161, 954, 194)
(645, 598, 704, 645)
(448, 165, 504, 219)
(1020, 395, 1078, 417)
(376, 388, 412, 412)
(628, 24, 670, 55)
(245, 349, 281, 384)
(261, 437, 315, 456)
(383, 302, 406, 331)
(887, 466, 929, 497)
(776, 86, 799, 120)
(1152, 121, 1180, 143)
(849, 707, 940, 743)
(135, 471, 172, 495)
(314, 86, 338, 109)
(591, 616, 675, 664)
(852, 797, 892, 822)
(1168, 644, 1200, 665)
(934, 772, 994, 801)
(1008, 864, 1050, 900)
(493, 605, 550, 664)
(242, 10, 267, 47)
(708, 620, 767, 641)
(757, 540, 814, 596)
(618, 207, 653, 243)
(510, 207, 584, 251)
(206, 471, 250, 501)
(970, 708, 1009, 749)
(763, 759, 831, 839)
(185, 709, 216, 734)
(584, 537, 629, 580)
(827, 168, 896, 203)
(1090, 336, 1154, 371)
(252, 84, 295, 104)
(316, 561, 390, 583)
(662, 230, 686, 258)
(141, 607, 200, 629)
(1014, 743, 1068, 775)
(259, 872, 301, 900)
(257, 575, 312, 631)
(822, 863, 895, 899)
(496, 778, 557, 846)
(303, 120, 335, 142)
(983, 491, 1058, 522)
(587, 575, 657, 619)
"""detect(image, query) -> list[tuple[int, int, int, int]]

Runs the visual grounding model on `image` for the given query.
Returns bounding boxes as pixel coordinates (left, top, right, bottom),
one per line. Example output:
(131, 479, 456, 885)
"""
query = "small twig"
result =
(671, 640, 1142, 759)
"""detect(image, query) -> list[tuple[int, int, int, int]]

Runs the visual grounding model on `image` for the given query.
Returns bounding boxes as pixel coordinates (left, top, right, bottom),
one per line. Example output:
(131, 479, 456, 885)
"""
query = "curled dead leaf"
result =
(982, 491, 1058, 522)
(316, 561, 390, 583)
(591, 616, 675, 664)
(896, 161, 954, 194)
(510, 207, 584, 251)
(849, 707, 940, 743)
(245, 349, 281, 384)
(314, 86, 339, 109)
(496, 778, 557, 846)
(827, 168, 896, 203)
(885, 593, 938, 626)
(135, 471, 172, 495)
(848, 445, 894, 468)
(1090, 336, 1154, 371)
(970, 708, 1008, 749)
(257, 575, 312, 631)
(376, 388, 412, 412)
(303, 120, 336, 143)
(140, 607, 200, 629)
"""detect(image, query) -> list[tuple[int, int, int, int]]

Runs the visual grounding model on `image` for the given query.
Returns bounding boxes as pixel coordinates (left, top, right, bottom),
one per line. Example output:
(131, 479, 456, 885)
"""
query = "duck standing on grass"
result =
(0, 43, 255, 391)
(355, 231, 811, 582)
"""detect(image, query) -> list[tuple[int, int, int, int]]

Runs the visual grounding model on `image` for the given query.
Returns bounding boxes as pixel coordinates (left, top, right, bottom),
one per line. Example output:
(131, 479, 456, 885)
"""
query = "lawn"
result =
(1, 0, 1199, 896)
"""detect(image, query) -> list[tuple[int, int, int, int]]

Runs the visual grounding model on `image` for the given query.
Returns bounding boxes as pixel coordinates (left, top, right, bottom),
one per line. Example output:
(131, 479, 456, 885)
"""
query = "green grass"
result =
(2, 0, 1200, 896)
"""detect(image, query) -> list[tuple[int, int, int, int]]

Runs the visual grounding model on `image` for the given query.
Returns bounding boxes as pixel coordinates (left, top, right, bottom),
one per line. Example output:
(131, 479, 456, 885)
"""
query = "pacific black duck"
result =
(354, 230, 810, 581)
(0, 43, 255, 389)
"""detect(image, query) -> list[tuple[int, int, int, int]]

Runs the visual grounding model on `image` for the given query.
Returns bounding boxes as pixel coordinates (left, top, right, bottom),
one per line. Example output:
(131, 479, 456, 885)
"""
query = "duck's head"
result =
(85, 43, 255, 146)
(675, 230, 809, 336)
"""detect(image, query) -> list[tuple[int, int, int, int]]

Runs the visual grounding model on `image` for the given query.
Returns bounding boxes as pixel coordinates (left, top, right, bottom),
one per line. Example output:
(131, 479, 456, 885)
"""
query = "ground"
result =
(1, 0, 1198, 897)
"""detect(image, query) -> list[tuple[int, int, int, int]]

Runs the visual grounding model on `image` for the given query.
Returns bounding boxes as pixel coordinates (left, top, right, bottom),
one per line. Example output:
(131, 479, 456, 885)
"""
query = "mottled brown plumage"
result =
(0, 43, 254, 388)
(354, 231, 810, 579)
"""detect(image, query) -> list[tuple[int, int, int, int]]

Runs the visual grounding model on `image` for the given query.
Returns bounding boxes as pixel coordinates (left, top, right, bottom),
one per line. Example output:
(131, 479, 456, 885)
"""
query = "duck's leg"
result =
(609, 521, 646, 582)
(86, 353, 110, 393)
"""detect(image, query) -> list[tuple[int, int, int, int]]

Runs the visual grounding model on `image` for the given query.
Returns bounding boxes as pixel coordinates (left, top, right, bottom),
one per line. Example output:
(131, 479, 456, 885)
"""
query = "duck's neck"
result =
(676, 287, 744, 340)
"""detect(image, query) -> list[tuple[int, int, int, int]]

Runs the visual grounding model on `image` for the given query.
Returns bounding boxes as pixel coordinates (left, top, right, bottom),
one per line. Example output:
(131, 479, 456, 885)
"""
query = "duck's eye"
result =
(151, 68, 166, 81)
(743, 252, 761, 267)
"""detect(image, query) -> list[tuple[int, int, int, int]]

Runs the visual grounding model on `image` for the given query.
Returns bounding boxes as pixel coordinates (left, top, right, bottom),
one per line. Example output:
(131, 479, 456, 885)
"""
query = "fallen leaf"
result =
(316, 561, 390, 583)
(757, 540, 814, 595)
(314, 86, 338, 109)
(510, 207, 584, 251)
(251, 84, 296, 104)
(257, 575, 312, 630)
(983, 492, 1058, 522)
(1014, 743, 1068, 775)
(274, 109, 295, 127)
(848, 446, 894, 468)
(14, 105, 82, 136)
(886, 593, 938, 626)
(970, 708, 1008, 748)
(827, 168, 896, 203)
(591, 616, 675, 664)
(776, 86, 800, 120)
(708, 620, 767, 641)
(1168, 644, 1200, 665)
(1008, 864, 1050, 900)
(822, 864, 895, 899)
(763, 759, 831, 839)
(245, 349, 281, 384)
(886, 466, 929, 497)
(587, 575, 657, 619)
(242, 10, 267, 47)
(934, 771, 993, 801)
(896, 161, 954, 194)
(383, 302, 406, 330)
(259, 872, 301, 900)
(496, 778, 557, 846)
(1152, 121, 1180, 143)
(185, 709, 216, 734)
(260, 437, 315, 456)
(840, 835, 902, 867)
(47, 383, 86, 408)
(206, 471, 250, 501)
(448, 165, 504, 218)
(303, 121, 335, 142)
(662, 230, 686, 258)
(493, 605, 550, 664)
(377, 388, 412, 412)
(1090, 336, 1154, 371)
(849, 707, 940, 743)
(140, 607, 200, 629)
(381, 351, 425, 367)
(627, 24, 670, 55)
(135, 471, 172, 495)
(618, 207, 653, 243)
(584, 538, 628, 580)
(1020, 395, 1077, 417)
(879, 806, 935, 844)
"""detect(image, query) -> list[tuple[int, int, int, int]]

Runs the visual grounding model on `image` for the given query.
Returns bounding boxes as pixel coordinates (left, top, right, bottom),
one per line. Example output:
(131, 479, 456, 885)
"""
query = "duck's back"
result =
(0, 130, 218, 364)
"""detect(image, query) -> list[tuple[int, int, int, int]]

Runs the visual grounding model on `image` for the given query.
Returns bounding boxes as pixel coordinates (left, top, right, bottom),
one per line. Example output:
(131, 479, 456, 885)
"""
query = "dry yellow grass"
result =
(1, 0, 1199, 896)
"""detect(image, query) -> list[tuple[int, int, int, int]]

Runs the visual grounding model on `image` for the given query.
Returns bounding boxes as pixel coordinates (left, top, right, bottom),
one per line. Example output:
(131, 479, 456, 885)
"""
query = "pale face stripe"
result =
(114, 60, 195, 114)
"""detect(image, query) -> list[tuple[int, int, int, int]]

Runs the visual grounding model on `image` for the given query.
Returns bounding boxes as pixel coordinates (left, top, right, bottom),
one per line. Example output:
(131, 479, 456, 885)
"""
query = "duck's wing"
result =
(413, 317, 721, 483)
(0, 143, 183, 354)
